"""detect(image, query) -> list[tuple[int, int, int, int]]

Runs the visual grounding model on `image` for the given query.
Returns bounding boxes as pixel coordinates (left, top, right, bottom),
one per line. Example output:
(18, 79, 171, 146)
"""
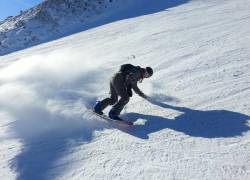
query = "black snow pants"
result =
(98, 73, 130, 115)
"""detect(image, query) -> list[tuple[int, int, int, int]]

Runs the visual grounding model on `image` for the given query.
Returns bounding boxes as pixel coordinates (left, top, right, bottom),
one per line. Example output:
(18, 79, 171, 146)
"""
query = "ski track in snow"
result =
(0, 0, 250, 179)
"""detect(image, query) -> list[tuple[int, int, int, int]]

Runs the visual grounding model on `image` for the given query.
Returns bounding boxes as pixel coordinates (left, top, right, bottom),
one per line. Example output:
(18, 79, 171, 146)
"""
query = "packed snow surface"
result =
(0, 0, 250, 179)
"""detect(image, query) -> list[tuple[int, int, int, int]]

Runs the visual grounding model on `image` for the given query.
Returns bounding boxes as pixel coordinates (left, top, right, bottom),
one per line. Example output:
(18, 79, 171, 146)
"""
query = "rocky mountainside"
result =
(0, 0, 129, 55)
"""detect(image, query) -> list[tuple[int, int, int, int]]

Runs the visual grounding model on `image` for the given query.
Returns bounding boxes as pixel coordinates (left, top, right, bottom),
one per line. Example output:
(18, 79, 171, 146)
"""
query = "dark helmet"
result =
(146, 67, 153, 77)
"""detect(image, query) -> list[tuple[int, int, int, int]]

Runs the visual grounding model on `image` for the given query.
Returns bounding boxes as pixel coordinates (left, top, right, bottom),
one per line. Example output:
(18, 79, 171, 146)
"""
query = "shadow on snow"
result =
(84, 0, 190, 29)
(11, 117, 108, 180)
(11, 130, 91, 180)
(125, 98, 250, 139)
(10, 95, 250, 179)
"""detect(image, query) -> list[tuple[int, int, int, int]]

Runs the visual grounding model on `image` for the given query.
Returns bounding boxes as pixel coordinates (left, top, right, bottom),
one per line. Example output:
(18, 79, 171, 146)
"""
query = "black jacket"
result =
(119, 64, 146, 98)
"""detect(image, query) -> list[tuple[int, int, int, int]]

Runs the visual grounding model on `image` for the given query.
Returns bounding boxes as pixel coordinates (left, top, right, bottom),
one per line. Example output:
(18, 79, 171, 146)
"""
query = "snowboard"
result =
(89, 108, 133, 126)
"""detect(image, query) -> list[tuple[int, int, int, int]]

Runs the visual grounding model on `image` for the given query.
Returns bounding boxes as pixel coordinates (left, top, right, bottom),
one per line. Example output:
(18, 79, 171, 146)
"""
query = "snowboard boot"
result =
(94, 101, 103, 115)
(109, 110, 122, 121)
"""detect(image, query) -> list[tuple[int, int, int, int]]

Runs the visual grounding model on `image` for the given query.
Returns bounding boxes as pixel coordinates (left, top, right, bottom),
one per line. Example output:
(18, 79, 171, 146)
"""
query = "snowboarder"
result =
(94, 64, 153, 120)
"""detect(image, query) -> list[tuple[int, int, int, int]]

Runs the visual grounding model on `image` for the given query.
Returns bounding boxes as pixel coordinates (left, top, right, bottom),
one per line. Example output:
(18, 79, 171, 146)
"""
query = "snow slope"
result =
(0, 0, 250, 179)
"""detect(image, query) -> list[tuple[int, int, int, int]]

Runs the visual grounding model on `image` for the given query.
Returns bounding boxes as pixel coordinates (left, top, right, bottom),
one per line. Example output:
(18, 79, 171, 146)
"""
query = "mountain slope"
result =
(0, 0, 190, 56)
(0, 0, 129, 55)
(0, 0, 250, 179)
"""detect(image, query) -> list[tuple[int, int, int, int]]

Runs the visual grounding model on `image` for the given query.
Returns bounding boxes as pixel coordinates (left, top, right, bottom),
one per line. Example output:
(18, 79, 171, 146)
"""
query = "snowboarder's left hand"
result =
(127, 88, 133, 97)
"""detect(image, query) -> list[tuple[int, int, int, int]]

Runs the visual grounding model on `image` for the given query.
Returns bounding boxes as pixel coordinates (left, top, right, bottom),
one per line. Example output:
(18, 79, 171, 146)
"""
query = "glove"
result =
(140, 93, 147, 99)
(127, 88, 133, 97)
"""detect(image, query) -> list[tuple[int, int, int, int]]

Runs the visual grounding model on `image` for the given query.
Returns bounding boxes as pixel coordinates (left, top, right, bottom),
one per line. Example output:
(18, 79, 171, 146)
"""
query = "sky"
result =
(0, 0, 42, 21)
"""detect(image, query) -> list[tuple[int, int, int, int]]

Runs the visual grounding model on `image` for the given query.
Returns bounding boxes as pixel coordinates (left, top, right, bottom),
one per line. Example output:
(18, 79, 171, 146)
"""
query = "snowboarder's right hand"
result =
(140, 93, 148, 99)
(127, 88, 133, 97)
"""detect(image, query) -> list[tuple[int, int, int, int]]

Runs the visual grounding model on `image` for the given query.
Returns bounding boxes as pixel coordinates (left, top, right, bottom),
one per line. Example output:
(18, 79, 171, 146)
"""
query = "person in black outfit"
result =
(94, 64, 153, 120)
